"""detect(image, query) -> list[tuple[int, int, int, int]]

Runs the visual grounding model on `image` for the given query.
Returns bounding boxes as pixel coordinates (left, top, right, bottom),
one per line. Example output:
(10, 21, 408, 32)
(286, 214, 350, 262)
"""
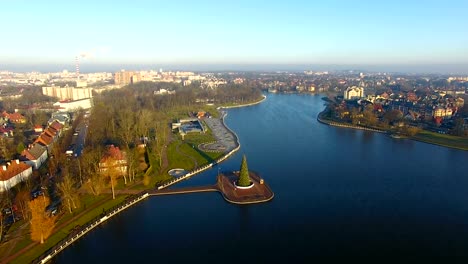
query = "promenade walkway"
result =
(149, 185, 218, 196)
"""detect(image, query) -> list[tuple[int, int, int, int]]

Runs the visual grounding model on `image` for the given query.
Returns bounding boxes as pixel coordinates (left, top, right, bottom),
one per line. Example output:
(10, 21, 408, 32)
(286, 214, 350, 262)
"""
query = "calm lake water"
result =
(56, 94, 468, 262)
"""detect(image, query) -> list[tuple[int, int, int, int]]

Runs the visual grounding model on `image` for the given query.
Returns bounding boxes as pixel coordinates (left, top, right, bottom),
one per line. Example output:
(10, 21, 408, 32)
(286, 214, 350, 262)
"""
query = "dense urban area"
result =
(0, 68, 467, 262)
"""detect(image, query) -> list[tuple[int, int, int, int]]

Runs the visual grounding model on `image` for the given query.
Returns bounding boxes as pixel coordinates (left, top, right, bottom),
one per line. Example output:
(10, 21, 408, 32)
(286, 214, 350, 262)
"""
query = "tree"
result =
(237, 155, 251, 187)
(350, 107, 360, 125)
(16, 142, 25, 155)
(0, 193, 8, 242)
(384, 109, 403, 124)
(81, 148, 105, 196)
(453, 118, 466, 137)
(362, 105, 377, 126)
(0, 137, 13, 160)
(126, 147, 139, 182)
(116, 108, 136, 148)
(29, 196, 57, 244)
(101, 156, 123, 200)
(57, 170, 80, 214)
(15, 189, 31, 221)
(153, 121, 169, 170)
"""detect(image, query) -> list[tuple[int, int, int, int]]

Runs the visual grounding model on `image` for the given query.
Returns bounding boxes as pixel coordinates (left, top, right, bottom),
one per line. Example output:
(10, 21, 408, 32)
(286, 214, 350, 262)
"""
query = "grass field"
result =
(412, 131, 468, 151)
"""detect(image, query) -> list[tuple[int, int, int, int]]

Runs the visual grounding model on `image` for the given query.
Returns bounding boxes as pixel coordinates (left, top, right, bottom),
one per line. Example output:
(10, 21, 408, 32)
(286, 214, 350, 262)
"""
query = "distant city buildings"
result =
(114, 70, 141, 86)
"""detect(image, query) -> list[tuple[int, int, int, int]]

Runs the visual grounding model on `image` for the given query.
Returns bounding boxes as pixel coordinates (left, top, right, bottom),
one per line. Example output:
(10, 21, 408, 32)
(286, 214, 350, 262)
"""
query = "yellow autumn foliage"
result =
(29, 196, 57, 244)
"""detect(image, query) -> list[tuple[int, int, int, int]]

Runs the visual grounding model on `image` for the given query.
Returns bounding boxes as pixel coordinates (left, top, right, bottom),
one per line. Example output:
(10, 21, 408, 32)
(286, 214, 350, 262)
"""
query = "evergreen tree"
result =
(238, 155, 251, 187)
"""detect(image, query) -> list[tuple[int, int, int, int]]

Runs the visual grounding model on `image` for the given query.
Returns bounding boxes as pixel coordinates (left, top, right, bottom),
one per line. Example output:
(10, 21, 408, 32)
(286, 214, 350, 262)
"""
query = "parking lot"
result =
(201, 117, 237, 152)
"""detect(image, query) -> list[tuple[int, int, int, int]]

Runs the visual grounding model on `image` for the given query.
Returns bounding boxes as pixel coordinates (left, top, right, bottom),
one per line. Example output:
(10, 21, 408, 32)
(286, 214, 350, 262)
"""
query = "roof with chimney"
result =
(21, 143, 47, 160)
(2, 111, 27, 123)
(0, 160, 32, 181)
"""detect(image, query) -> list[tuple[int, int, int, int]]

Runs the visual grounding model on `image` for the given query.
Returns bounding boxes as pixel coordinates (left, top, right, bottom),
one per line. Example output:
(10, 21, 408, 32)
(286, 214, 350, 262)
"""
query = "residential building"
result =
(21, 143, 48, 170)
(53, 98, 93, 112)
(42, 85, 93, 101)
(0, 160, 33, 192)
(99, 145, 127, 175)
(433, 107, 453, 119)
(1, 111, 27, 124)
(344, 86, 365, 100)
(114, 71, 141, 86)
(455, 97, 465, 108)
(154, 89, 176, 95)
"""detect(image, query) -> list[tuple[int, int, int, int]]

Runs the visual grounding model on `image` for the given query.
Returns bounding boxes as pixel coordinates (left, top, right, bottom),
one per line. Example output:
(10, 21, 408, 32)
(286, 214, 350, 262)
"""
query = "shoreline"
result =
(317, 108, 467, 151)
(317, 112, 386, 133)
(217, 94, 267, 109)
(158, 94, 267, 189)
(32, 95, 268, 264)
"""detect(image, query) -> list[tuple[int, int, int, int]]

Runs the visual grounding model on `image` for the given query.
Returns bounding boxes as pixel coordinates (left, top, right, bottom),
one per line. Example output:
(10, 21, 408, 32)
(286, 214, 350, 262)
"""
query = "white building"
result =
(21, 143, 48, 170)
(42, 85, 93, 101)
(53, 98, 93, 112)
(344, 86, 365, 100)
(433, 107, 453, 119)
(0, 160, 33, 192)
(154, 89, 176, 95)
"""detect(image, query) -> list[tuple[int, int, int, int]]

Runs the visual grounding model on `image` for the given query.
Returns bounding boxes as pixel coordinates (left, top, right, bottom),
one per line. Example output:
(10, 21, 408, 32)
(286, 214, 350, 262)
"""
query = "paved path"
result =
(149, 185, 218, 196)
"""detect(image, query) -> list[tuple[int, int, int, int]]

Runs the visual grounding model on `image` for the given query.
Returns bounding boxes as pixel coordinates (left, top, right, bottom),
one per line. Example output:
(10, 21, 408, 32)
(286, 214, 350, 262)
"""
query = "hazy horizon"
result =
(2, 63, 468, 75)
(1, 0, 468, 69)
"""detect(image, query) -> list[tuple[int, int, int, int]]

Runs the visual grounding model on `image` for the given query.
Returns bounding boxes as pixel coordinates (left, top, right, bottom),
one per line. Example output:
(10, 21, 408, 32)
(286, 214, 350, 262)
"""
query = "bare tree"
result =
(81, 147, 105, 196)
(15, 188, 31, 221)
(57, 169, 80, 214)
(116, 108, 136, 148)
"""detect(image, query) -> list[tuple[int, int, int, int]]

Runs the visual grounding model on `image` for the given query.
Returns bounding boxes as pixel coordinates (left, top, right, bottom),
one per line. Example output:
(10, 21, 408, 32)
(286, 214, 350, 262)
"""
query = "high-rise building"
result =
(114, 70, 141, 86)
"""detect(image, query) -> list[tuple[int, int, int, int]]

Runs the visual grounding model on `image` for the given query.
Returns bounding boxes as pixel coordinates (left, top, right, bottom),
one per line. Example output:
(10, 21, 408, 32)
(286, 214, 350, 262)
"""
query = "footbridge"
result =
(149, 185, 219, 196)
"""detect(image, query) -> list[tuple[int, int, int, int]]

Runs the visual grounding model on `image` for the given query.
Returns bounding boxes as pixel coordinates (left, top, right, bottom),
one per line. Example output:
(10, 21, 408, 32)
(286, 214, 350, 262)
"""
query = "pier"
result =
(150, 172, 274, 205)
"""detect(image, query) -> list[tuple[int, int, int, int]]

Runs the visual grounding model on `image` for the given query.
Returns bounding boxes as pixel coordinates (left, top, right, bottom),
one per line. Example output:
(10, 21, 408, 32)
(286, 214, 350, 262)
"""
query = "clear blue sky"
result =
(1, 0, 468, 69)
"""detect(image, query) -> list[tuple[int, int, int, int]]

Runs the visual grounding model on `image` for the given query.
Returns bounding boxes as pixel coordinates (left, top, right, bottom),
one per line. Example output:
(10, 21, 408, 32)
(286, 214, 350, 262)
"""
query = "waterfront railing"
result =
(33, 192, 150, 264)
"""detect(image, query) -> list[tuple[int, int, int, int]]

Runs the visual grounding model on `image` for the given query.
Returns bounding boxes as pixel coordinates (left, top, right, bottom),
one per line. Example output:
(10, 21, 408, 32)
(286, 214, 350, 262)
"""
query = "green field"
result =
(411, 131, 468, 151)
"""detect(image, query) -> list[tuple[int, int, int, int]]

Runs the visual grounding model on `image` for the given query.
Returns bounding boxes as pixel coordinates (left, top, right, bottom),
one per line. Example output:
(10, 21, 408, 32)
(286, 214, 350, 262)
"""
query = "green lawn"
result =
(412, 131, 468, 150)
(166, 141, 197, 170)
(11, 195, 127, 264)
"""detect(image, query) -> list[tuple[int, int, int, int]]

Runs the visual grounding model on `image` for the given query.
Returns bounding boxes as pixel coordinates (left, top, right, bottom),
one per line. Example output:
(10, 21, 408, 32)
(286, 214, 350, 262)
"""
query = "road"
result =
(71, 119, 88, 158)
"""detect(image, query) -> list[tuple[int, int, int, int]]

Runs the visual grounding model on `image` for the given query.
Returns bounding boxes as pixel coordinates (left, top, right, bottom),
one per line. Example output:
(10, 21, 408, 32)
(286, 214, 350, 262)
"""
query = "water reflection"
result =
(57, 94, 468, 263)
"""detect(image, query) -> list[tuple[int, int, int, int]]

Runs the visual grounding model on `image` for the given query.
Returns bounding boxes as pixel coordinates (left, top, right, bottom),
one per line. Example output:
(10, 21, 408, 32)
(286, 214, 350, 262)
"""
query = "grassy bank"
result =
(411, 131, 468, 151)
(319, 108, 468, 151)
(11, 195, 127, 264)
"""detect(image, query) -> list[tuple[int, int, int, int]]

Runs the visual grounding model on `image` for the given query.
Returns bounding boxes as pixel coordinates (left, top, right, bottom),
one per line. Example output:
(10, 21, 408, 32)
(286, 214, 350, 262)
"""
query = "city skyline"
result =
(1, 0, 468, 73)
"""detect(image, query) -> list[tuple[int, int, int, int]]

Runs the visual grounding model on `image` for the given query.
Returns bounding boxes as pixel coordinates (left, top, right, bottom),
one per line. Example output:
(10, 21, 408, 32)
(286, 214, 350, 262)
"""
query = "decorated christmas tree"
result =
(238, 155, 251, 187)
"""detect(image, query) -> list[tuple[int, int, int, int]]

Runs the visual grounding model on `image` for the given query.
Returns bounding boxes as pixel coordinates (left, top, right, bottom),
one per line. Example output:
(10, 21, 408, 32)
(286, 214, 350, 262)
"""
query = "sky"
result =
(1, 0, 468, 72)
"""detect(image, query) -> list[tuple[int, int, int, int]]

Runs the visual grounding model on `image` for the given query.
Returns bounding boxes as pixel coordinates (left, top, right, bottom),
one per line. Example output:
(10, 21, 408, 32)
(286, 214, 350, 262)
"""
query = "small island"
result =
(218, 155, 274, 204)
(150, 155, 274, 205)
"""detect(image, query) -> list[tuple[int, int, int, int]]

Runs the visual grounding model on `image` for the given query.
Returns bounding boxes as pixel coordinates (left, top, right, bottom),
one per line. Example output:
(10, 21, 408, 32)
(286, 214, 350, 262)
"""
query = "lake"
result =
(56, 94, 468, 262)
